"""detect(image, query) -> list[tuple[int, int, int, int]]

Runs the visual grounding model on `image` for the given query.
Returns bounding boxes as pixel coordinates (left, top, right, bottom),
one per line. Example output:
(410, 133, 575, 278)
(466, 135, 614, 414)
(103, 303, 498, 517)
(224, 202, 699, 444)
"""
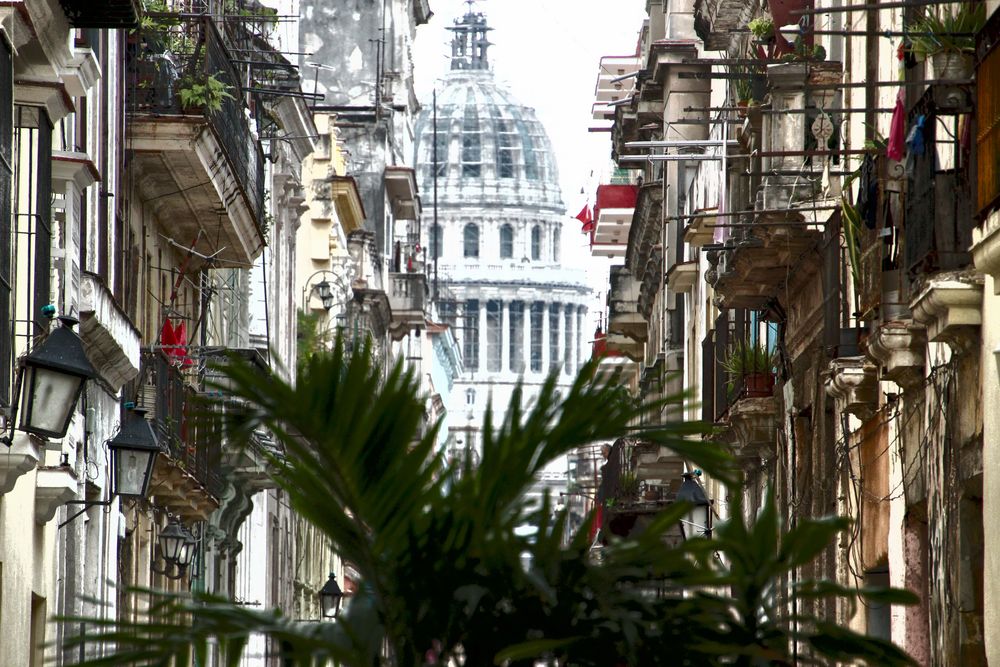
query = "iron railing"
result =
(127, 14, 265, 227)
(904, 87, 974, 275)
(132, 349, 224, 499)
(597, 438, 639, 508)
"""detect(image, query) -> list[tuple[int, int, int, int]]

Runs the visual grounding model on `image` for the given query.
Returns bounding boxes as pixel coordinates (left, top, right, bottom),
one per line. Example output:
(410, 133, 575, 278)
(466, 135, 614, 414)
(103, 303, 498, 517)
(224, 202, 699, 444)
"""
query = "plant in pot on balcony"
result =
(722, 341, 775, 398)
(909, 2, 986, 81)
(748, 16, 775, 43)
(178, 71, 235, 114)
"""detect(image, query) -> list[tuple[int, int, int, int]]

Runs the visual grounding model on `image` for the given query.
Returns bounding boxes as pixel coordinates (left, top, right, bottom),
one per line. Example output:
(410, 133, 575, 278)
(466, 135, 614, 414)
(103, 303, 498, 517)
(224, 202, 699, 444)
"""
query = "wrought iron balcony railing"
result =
(127, 14, 264, 227)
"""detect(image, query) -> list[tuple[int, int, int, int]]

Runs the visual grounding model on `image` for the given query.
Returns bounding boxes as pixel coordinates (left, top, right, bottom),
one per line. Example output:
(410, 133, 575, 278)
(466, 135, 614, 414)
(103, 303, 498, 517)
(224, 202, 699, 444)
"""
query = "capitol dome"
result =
(412, 9, 590, 458)
(413, 67, 563, 212)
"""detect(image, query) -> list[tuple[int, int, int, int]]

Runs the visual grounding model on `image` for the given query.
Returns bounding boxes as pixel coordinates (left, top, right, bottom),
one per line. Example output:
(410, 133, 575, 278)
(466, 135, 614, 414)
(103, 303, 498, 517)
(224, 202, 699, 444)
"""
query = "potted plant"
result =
(721, 341, 775, 397)
(748, 16, 775, 42)
(178, 71, 235, 113)
(909, 2, 986, 81)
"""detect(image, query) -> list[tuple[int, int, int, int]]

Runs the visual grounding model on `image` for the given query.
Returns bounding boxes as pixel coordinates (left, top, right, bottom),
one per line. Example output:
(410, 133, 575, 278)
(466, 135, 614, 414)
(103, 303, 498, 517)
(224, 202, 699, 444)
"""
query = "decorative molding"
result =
(0, 433, 43, 495)
(723, 396, 779, 461)
(909, 271, 983, 352)
(79, 273, 141, 392)
(35, 465, 78, 524)
(866, 321, 927, 389)
(824, 356, 878, 421)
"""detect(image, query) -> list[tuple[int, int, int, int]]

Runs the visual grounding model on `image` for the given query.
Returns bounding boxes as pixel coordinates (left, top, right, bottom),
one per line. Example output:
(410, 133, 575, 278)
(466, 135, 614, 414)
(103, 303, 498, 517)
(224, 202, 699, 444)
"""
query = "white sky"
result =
(412, 0, 647, 325)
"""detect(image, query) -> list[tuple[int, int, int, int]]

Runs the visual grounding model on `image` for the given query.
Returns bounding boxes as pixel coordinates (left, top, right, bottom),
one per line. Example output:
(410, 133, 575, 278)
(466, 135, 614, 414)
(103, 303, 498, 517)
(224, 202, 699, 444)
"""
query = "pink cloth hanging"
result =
(887, 89, 906, 161)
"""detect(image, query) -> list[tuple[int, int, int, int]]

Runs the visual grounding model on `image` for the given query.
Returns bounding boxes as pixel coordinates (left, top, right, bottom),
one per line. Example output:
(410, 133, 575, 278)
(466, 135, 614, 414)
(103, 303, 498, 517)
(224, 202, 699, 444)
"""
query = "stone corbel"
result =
(866, 322, 927, 390)
(972, 209, 1000, 294)
(0, 433, 43, 494)
(909, 271, 984, 352)
(35, 465, 78, 524)
(824, 356, 879, 421)
(14, 77, 75, 124)
(724, 396, 779, 462)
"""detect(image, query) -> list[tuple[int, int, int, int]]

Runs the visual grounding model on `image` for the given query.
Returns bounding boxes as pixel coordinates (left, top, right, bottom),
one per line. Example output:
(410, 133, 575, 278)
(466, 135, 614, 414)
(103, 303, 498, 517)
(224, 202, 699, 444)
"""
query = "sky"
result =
(412, 0, 647, 316)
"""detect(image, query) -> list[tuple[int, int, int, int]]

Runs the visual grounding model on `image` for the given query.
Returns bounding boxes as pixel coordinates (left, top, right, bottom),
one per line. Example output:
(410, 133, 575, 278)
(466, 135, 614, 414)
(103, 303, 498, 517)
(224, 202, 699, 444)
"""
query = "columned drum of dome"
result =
(414, 8, 591, 458)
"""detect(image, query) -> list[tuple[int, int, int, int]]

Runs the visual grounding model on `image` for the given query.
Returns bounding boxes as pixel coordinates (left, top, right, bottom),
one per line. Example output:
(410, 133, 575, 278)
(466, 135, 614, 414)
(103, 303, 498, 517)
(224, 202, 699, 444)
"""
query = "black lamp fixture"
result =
(108, 406, 160, 499)
(676, 471, 712, 540)
(152, 520, 196, 580)
(17, 316, 97, 440)
(319, 573, 344, 619)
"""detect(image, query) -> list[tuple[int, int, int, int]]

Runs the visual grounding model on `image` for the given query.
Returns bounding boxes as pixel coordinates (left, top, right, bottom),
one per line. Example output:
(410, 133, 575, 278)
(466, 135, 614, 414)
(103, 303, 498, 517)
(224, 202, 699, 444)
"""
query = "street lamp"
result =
(108, 406, 160, 499)
(17, 316, 97, 439)
(152, 520, 196, 580)
(319, 573, 344, 619)
(676, 471, 712, 539)
(302, 270, 346, 312)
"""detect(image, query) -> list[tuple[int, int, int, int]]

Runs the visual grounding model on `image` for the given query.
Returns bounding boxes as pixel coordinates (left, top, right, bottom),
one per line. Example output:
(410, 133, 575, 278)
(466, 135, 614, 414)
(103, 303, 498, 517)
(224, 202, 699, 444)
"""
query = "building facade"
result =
(588, 0, 1000, 664)
(413, 9, 590, 459)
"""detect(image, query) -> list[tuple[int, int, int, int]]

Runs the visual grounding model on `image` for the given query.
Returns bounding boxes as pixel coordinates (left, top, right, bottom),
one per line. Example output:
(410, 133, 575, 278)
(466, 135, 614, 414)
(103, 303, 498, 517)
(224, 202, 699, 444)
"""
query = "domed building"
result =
(414, 8, 590, 455)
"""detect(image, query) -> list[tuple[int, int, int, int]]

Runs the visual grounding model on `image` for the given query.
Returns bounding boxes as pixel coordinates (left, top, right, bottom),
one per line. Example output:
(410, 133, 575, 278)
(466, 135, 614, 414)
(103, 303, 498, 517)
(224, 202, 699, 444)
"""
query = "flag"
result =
(575, 204, 593, 233)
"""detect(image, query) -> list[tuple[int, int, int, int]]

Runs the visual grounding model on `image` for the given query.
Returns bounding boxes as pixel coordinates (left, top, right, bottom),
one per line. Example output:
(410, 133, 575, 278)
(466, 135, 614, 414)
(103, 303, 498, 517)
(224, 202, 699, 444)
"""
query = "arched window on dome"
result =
(499, 224, 514, 259)
(531, 225, 541, 261)
(552, 226, 561, 263)
(464, 223, 480, 258)
(462, 105, 481, 177)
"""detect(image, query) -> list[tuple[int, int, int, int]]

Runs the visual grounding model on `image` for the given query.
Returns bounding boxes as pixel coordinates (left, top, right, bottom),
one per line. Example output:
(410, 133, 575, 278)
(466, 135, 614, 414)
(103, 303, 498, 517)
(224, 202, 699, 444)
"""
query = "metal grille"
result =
(0, 37, 10, 407)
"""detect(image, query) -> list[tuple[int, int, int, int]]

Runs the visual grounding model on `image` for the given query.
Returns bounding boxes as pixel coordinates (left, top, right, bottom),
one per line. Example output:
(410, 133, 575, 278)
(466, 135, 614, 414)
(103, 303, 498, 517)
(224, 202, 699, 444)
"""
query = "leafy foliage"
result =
(64, 338, 915, 666)
(909, 2, 986, 58)
(178, 71, 235, 113)
(721, 340, 774, 387)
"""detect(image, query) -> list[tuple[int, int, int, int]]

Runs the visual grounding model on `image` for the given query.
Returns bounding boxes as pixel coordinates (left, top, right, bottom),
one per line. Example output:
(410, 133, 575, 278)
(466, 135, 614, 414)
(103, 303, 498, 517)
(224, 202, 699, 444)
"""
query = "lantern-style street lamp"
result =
(319, 573, 344, 619)
(152, 520, 196, 580)
(676, 471, 712, 539)
(17, 316, 97, 439)
(108, 407, 160, 499)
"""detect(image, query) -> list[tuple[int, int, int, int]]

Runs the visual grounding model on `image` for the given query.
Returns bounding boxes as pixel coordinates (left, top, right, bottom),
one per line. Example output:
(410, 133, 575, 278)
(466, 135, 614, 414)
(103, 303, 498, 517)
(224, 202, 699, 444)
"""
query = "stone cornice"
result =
(866, 321, 927, 390)
(909, 271, 983, 352)
(824, 356, 878, 421)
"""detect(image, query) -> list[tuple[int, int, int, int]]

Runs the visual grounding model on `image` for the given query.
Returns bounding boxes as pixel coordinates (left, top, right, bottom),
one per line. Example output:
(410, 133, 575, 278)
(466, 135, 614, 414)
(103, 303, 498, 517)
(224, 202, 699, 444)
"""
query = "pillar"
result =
(501, 300, 510, 374)
(564, 304, 574, 374)
(478, 300, 487, 374)
(522, 300, 531, 374)
(541, 301, 550, 372)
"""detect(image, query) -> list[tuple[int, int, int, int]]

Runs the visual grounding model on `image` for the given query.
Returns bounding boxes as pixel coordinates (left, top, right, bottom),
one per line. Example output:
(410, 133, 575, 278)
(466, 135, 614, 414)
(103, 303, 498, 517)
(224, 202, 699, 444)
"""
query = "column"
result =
(551, 302, 561, 372)
(577, 306, 585, 368)
(501, 300, 510, 374)
(522, 300, 531, 373)
(478, 301, 488, 374)
(541, 301, 550, 373)
(565, 304, 574, 374)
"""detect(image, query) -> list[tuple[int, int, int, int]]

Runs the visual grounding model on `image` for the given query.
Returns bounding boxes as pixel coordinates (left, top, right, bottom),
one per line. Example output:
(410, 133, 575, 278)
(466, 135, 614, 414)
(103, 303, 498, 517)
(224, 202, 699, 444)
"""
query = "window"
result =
(14, 105, 52, 367)
(430, 223, 444, 259)
(531, 225, 541, 261)
(509, 301, 524, 372)
(433, 118, 448, 177)
(486, 300, 501, 372)
(0, 39, 11, 407)
(463, 223, 479, 258)
(499, 224, 514, 259)
(496, 119, 517, 178)
(530, 302, 543, 372)
(549, 303, 561, 371)
(463, 299, 479, 370)
(462, 105, 480, 178)
(466, 388, 476, 406)
(552, 226, 561, 262)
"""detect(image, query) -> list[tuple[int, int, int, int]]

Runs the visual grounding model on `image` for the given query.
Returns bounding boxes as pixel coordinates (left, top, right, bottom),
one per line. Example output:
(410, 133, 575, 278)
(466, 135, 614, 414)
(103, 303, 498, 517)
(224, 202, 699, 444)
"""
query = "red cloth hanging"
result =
(160, 319, 178, 357)
(887, 89, 907, 161)
(174, 320, 194, 368)
(575, 204, 593, 233)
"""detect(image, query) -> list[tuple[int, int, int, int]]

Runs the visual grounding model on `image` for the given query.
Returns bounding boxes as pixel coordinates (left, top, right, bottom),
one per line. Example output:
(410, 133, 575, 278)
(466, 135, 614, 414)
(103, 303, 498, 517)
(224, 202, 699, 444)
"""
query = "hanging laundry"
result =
(905, 115, 927, 157)
(855, 154, 879, 230)
(160, 318, 179, 358)
(887, 89, 907, 161)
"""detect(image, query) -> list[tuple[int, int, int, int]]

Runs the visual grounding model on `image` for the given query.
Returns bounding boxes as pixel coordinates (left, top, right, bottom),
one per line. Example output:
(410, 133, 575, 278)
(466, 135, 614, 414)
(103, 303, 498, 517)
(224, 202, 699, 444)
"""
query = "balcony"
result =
(384, 166, 421, 220)
(134, 349, 222, 522)
(388, 271, 427, 339)
(707, 63, 841, 309)
(904, 85, 974, 277)
(597, 438, 685, 545)
(79, 272, 141, 392)
(127, 15, 265, 266)
(607, 265, 646, 341)
(591, 183, 638, 257)
(59, 0, 139, 27)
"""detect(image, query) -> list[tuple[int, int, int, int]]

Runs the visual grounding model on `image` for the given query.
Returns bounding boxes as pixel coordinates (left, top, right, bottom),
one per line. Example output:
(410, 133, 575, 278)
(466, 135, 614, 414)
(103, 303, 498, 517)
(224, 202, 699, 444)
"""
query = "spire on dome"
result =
(447, 1, 492, 71)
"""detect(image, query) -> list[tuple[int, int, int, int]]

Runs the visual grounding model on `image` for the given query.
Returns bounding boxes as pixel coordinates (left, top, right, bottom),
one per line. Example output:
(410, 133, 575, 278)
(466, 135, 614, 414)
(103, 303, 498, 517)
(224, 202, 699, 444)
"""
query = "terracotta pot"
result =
(744, 371, 775, 397)
(736, 100, 749, 119)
